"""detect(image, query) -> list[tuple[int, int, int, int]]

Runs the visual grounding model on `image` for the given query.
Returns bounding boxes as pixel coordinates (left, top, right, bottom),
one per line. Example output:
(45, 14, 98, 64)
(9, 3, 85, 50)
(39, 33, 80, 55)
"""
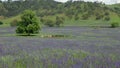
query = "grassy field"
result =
(0, 13, 120, 68)
(0, 1, 120, 68)
(0, 15, 21, 27)
(0, 26, 120, 68)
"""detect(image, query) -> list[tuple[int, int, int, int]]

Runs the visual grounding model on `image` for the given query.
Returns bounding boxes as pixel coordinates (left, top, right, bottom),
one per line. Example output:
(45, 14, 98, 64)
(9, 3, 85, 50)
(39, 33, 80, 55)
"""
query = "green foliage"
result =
(40, 16, 65, 27)
(27, 24, 36, 35)
(104, 16, 110, 21)
(0, 21, 3, 25)
(16, 10, 40, 35)
(95, 14, 103, 20)
(82, 14, 89, 20)
(10, 19, 19, 27)
(16, 26, 25, 33)
(104, 12, 110, 16)
(111, 22, 119, 28)
(55, 16, 64, 27)
(0, 3, 8, 16)
(0, 0, 120, 27)
(74, 15, 79, 20)
(0, 0, 118, 18)
(44, 19, 55, 27)
(40, 18, 45, 23)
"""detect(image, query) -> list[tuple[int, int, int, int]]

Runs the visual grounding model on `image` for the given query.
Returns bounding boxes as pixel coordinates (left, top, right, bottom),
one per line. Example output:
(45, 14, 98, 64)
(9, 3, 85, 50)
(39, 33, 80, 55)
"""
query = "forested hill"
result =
(108, 3, 120, 14)
(0, 0, 120, 21)
(0, 0, 60, 16)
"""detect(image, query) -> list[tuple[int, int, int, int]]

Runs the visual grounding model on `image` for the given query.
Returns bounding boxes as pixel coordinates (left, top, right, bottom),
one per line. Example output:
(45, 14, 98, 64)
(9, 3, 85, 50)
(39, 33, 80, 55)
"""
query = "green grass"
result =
(0, 15, 21, 27)
(64, 19, 110, 26)
(2, 15, 21, 23)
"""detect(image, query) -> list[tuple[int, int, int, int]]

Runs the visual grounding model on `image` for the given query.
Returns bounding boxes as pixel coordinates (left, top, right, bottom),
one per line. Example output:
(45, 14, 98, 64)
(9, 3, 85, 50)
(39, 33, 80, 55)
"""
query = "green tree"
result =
(16, 10, 40, 36)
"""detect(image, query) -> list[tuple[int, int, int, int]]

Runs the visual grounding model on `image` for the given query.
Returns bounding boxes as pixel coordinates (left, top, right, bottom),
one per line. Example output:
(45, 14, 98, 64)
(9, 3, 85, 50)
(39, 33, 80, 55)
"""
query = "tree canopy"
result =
(16, 10, 40, 35)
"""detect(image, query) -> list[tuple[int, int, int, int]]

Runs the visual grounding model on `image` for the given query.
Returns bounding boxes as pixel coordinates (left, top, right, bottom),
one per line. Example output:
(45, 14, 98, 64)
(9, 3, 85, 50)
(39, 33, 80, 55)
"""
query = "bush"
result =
(0, 21, 3, 25)
(56, 16, 64, 27)
(81, 14, 89, 20)
(96, 16, 102, 20)
(44, 19, 55, 27)
(104, 16, 110, 21)
(104, 12, 109, 16)
(74, 15, 79, 20)
(96, 15, 103, 20)
(111, 22, 119, 28)
(40, 18, 45, 23)
(10, 19, 19, 27)
(40, 17, 55, 27)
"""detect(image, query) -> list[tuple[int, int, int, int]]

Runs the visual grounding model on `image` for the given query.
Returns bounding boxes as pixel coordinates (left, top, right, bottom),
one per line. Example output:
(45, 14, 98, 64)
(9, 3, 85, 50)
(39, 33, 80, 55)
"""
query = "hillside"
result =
(0, 0, 120, 27)
(108, 3, 120, 14)
(109, 3, 120, 8)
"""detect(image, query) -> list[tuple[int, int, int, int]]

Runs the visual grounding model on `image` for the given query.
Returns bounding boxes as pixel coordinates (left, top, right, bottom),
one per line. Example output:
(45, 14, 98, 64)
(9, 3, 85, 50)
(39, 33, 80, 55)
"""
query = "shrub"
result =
(74, 15, 79, 20)
(55, 16, 64, 27)
(104, 16, 110, 21)
(10, 19, 19, 27)
(0, 21, 3, 25)
(40, 17, 55, 27)
(96, 15, 103, 20)
(96, 15, 102, 20)
(104, 12, 109, 16)
(40, 18, 45, 23)
(81, 14, 89, 20)
(111, 22, 119, 28)
(44, 19, 55, 27)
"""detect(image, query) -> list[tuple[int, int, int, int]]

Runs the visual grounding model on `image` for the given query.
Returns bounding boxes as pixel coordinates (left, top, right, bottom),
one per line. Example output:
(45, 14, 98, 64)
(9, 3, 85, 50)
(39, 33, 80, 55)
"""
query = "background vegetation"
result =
(0, 0, 120, 27)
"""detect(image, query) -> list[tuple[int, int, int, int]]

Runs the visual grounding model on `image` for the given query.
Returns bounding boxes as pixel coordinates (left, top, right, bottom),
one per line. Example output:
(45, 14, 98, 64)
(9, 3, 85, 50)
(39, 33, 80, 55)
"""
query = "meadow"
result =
(0, 26, 120, 68)
(0, 0, 120, 67)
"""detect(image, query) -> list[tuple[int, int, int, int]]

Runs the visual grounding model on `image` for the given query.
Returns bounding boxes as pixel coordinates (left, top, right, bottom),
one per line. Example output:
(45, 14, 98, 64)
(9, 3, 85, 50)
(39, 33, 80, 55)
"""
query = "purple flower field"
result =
(0, 26, 120, 68)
